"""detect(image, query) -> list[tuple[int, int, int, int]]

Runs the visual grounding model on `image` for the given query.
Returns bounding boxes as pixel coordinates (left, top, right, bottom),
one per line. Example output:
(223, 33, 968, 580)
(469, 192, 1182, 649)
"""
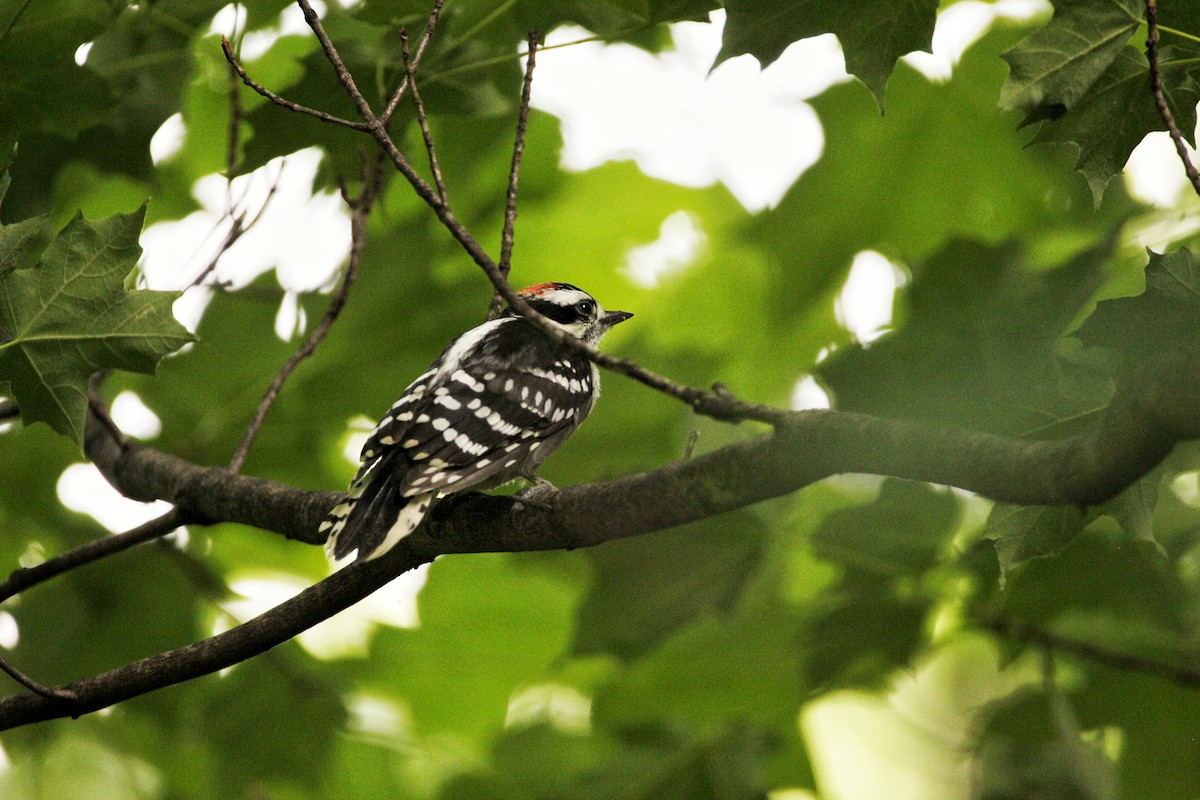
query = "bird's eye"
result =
(576, 299, 595, 316)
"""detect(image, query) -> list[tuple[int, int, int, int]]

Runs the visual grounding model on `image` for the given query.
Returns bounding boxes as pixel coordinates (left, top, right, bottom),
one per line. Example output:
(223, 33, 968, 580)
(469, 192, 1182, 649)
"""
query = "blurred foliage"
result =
(2, 0, 1200, 798)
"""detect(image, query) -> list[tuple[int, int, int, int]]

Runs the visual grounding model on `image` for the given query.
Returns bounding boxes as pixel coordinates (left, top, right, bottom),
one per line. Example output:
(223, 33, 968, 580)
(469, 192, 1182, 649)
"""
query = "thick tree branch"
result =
(81, 348, 1200, 550)
(3, 348, 1198, 727)
(0, 543, 431, 728)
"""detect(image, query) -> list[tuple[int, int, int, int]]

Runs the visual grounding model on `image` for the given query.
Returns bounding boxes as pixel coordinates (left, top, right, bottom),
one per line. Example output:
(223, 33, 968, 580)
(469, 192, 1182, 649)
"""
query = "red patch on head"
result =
(518, 282, 566, 297)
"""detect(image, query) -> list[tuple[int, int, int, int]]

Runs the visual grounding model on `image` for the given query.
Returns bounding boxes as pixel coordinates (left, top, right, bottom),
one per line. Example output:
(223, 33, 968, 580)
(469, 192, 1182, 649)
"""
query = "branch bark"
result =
(2, 345, 1197, 728)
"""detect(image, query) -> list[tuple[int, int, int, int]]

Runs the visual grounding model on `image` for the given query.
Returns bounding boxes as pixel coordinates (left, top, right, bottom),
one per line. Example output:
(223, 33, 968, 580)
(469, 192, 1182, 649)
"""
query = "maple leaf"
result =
(0, 203, 193, 445)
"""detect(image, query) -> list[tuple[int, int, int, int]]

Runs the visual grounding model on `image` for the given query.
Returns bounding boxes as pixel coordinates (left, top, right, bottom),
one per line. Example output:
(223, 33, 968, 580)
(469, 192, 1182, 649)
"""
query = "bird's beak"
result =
(602, 310, 633, 327)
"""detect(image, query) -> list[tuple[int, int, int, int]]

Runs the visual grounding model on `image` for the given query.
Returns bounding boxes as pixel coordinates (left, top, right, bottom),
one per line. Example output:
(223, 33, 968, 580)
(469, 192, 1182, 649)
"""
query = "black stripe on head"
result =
(525, 297, 581, 324)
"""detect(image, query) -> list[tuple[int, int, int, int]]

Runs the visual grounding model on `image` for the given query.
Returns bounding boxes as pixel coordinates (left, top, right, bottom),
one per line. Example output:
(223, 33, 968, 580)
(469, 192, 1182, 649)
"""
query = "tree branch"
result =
(83, 348, 1200, 550)
(3, 347, 1197, 727)
(490, 32, 539, 321)
(0, 510, 188, 605)
(1146, 0, 1200, 197)
(400, 28, 448, 204)
(0, 543, 431, 729)
(987, 615, 1200, 689)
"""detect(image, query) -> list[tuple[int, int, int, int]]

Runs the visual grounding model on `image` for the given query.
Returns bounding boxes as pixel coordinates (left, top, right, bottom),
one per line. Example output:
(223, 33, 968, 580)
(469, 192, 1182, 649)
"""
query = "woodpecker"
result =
(323, 282, 632, 561)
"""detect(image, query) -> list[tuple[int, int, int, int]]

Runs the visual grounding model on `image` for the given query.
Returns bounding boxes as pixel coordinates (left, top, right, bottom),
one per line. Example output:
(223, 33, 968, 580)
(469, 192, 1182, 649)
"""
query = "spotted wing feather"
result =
(325, 317, 597, 560)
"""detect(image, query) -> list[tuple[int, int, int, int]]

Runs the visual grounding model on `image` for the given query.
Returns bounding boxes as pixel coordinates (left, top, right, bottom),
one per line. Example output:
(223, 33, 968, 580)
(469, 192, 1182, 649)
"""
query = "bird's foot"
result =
(514, 473, 558, 511)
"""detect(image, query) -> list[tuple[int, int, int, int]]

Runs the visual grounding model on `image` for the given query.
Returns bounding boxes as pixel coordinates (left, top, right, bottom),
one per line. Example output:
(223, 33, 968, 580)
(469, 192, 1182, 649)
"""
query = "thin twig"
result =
(0, 510, 188, 604)
(401, 28, 448, 203)
(488, 32, 540, 321)
(381, 0, 445, 124)
(988, 614, 1200, 689)
(297, 0, 376, 121)
(189, 212, 246, 289)
(190, 167, 284, 290)
(221, 37, 369, 132)
(225, 47, 243, 178)
(1146, 0, 1200, 197)
(228, 151, 385, 472)
(0, 654, 76, 703)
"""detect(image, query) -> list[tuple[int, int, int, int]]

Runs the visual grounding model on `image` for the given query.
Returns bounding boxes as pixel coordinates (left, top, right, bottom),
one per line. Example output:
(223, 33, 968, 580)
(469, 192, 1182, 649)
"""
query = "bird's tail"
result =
(322, 468, 435, 562)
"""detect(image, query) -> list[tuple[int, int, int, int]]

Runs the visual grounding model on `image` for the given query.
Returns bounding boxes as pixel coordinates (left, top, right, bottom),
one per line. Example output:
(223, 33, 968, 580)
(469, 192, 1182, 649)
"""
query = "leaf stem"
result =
(1156, 24, 1200, 46)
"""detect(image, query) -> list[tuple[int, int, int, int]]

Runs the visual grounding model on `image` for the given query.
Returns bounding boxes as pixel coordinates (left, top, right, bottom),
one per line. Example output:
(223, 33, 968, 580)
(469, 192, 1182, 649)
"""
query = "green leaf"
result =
(359, 552, 583, 743)
(746, 25, 1141, 339)
(573, 512, 768, 660)
(999, 0, 1143, 116)
(594, 612, 808, 728)
(0, 0, 116, 142)
(984, 504, 1093, 578)
(811, 480, 960, 577)
(718, 0, 938, 110)
(817, 237, 1115, 435)
(0, 206, 192, 444)
(1074, 668, 1200, 800)
(199, 657, 347, 796)
(974, 690, 1117, 800)
(1077, 247, 1200, 367)
(1028, 46, 1200, 205)
(567, 726, 772, 800)
(0, 171, 46, 276)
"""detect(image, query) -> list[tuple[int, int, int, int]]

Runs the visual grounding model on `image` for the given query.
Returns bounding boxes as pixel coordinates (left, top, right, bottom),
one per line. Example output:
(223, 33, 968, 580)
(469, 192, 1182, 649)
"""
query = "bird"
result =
(322, 282, 632, 561)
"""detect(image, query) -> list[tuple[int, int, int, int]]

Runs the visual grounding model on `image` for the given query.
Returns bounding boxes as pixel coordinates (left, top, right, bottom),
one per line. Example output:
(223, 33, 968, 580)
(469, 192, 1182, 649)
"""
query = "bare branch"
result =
(381, 0, 445, 124)
(0, 346, 1185, 728)
(0, 510, 188, 605)
(221, 37, 369, 132)
(225, 47, 244, 177)
(228, 151, 385, 472)
(400, 28, 448, 204)
(0, 654, 77, 704)
(0, 543, 431, 729)
(489, 32, 540, 321)
(83, 347, 1200, 550)
(1146, 0, 1200, 197)
(988, 614, 1200, 689)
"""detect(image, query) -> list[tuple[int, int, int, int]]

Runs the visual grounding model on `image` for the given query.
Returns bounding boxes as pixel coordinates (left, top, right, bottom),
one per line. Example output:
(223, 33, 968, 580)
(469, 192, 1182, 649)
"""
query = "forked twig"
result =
(1146, 0, 1200, 197)
(382, 0, 445, 124)
(0, 654, 76, 704)
(488, 32, 540, 321)
(228, 150, 385, 472)
(401, 28, 448, 203)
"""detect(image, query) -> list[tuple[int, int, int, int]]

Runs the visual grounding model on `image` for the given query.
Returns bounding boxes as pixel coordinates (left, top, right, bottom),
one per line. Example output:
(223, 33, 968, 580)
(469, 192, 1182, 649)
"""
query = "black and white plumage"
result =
(323, 282, 632, 561)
